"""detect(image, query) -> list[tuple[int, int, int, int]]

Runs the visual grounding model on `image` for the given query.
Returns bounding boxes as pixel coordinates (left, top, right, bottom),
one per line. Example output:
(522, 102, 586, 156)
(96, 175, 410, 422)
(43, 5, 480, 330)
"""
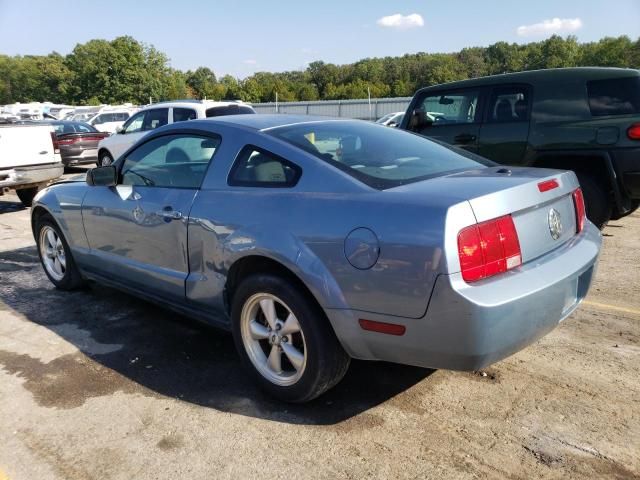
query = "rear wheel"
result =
(36, 216, 85, 290)
(16, 187, 39, 207)
(98, 151, 113, 167)
(575, 173, 611, 229)
(231, 274, 350, 403)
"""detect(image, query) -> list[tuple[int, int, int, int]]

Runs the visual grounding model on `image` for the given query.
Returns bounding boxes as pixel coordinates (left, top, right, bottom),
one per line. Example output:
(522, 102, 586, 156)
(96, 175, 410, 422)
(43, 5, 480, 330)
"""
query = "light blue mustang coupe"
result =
(32, 115, 601, 402)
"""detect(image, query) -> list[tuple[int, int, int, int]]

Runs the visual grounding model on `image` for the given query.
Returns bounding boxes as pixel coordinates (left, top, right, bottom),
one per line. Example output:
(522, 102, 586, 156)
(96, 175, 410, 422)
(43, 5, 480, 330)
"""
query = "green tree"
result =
(186, 67, 218, 99)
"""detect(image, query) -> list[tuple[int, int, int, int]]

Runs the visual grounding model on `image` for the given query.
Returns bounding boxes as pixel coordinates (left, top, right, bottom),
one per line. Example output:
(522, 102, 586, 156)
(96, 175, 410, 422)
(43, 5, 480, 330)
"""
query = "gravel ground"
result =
(0, 170, 638, 480)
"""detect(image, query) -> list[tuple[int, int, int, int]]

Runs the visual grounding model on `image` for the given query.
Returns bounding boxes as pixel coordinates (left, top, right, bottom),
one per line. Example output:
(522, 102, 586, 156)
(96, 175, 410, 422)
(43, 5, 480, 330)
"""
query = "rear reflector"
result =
(628, 123, 640, 140)
(49, 132, 60, 154)
(359, 319, 406, 336)
(457, 214, 522, 283)
(538, 179, 559, 192)
(572, 188, 586, 233)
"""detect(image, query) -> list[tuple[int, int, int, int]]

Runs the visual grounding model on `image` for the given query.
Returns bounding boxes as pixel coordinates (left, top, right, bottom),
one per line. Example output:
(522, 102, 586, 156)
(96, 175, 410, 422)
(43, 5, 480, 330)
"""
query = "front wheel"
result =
(16, 187, 39, 207)
(98, 151, 113, 167)
(36, 216, 86, 290)
(231, 274, 350, 403)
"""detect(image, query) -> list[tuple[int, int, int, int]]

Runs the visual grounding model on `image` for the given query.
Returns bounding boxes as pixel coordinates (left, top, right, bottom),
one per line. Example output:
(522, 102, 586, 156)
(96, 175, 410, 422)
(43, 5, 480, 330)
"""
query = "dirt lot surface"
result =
(0, 169, 638, 480)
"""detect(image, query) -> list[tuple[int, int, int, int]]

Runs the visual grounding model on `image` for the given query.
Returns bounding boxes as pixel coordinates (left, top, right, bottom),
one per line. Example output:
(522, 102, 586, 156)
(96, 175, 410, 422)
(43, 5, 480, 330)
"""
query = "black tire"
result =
(575, 173, 611, 229)
(16, 187, 39, 207)
(98, 151, 113, 167)
(231, 273, 350, 403)
(35, 215, 86, 290)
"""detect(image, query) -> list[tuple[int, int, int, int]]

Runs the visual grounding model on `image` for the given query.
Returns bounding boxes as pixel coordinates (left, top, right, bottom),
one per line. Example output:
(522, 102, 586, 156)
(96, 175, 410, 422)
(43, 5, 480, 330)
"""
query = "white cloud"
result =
(516, 17, 583, 37)
(376, 13, 424, 30)
(243, 59, 257, 65)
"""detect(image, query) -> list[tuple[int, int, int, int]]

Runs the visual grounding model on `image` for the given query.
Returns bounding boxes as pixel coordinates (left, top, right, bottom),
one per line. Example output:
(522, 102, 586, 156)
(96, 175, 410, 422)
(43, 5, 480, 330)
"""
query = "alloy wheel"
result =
(240, 293, 307, 386)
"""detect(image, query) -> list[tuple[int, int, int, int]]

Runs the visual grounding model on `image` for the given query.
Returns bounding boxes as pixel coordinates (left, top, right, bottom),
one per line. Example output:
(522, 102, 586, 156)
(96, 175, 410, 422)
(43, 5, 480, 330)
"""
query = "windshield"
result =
(268, 120, 493, 189)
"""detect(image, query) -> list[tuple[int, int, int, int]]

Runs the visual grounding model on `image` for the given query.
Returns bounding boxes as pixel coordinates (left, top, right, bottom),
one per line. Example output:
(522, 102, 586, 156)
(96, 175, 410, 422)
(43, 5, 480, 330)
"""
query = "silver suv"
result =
(97, 100, 255, 166)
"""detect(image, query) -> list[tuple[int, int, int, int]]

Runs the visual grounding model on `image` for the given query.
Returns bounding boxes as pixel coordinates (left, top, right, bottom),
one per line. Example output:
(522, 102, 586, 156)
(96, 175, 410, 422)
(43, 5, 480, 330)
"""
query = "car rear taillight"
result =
(572, 188, 586, 233)
(457, 214, 522, 283)
(627, 123, 640, 140)
(57, 137, 79, 146)
(50, 132, 60, 154)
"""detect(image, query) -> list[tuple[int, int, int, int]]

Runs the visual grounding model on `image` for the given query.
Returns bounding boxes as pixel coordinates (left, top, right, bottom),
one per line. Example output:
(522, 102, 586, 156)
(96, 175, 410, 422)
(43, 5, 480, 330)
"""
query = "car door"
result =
(478, 84, 532, 165)
(408, 88, 484, 153)
(81, 132, 221, 302)
(107, 108, 169, 160)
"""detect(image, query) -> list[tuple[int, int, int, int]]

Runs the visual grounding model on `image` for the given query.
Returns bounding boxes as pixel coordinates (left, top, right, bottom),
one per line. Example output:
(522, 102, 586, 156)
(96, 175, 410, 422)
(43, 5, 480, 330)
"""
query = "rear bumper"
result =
(61, 147, 99, 165)
(326, 221, 601, 370)
(0, 163, 64, 190)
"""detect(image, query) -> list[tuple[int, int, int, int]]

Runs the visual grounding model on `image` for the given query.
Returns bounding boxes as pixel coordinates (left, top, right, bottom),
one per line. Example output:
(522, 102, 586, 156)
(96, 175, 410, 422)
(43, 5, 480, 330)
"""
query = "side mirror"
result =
(86, 166, 117, 187)
(387, 121, 398, 128)
(115, 126, 123, 134)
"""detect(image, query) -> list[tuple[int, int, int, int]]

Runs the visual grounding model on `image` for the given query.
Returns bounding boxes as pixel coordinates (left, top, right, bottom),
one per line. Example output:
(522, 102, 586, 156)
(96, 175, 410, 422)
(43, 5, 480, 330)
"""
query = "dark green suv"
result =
(400, 67, 640, 228)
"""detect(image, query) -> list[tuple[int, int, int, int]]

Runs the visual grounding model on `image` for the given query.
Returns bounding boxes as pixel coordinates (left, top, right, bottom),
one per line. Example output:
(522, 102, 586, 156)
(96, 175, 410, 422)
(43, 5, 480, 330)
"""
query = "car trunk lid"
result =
(390, 166, 581, 266)
(462, 168, 579, 263)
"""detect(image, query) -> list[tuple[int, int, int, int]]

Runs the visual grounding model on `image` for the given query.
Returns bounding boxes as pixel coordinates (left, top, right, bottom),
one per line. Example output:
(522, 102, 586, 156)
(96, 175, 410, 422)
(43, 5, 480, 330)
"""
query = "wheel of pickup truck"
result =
(231, 273, 350, 403)
(16, 187, 39, 207)
(576, 173, 611, 229)
(36, 215, 86, 290)
(98, 151, 113, 167)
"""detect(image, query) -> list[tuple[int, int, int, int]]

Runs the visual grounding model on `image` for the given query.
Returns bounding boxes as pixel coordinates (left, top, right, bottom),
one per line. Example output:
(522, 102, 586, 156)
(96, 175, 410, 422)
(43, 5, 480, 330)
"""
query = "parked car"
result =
(375, 111, 404, 127)
(87, 109, 136, 133)
(0, 123, 64, 206)
(48, 121, 110, 166)
(32, 115, 601, 402)
(400, 67, 640, 228)
(96, 100, 256, 166)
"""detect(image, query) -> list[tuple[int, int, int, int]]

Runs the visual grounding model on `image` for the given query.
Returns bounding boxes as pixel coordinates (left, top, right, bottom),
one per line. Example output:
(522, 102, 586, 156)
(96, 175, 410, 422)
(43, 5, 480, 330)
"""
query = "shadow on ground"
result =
(0, 198, 25, 214)
(0, 246, 433, 425)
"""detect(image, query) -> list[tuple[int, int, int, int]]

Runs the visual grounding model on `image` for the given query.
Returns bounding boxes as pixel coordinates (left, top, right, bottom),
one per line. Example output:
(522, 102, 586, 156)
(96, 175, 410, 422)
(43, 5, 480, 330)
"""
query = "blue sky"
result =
(1, 0, 638, 78)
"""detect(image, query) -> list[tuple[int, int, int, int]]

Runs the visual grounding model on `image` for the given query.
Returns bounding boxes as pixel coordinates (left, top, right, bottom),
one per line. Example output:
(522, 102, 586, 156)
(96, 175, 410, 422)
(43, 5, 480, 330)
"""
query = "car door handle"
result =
(454, 133, 476, 143)
(156, 207, 183, 220)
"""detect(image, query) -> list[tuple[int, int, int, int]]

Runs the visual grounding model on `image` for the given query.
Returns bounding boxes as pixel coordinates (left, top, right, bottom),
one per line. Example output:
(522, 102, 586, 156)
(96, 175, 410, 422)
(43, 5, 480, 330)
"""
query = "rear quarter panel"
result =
(186, 126, 452, 319)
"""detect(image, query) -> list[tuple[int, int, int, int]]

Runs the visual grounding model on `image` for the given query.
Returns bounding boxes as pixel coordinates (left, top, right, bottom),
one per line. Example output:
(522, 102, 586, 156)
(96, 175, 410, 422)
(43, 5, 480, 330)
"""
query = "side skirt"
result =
(82, 271, 231, 331)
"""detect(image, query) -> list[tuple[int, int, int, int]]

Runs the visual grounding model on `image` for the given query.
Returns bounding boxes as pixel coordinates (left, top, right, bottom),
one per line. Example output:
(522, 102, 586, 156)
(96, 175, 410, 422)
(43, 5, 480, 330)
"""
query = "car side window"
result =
(142, 108, 169, 131)
(173, 108, 197, 123)
(487, 86, 530, 123)
(228, 146, 301, 187)
(122, 111, 145, 134)
(418, 90, 480, 126)
(121, 134, 221, 189)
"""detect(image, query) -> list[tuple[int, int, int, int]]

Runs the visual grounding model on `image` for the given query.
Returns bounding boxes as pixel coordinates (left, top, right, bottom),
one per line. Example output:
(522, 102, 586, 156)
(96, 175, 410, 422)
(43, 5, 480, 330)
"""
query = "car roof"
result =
(415, 67, 640, 93)
(139, 100, 252, 111)
(193, 114, 347, 131)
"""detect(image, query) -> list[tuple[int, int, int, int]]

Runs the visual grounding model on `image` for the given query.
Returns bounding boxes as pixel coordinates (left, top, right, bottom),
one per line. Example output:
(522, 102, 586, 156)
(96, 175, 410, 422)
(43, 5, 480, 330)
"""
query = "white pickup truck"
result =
(0, 124, 64, 206)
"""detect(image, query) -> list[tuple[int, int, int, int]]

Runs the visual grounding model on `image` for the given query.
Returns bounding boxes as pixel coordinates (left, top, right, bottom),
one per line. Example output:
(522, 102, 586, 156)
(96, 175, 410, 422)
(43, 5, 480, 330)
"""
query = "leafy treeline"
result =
(1, 35, 638, 105)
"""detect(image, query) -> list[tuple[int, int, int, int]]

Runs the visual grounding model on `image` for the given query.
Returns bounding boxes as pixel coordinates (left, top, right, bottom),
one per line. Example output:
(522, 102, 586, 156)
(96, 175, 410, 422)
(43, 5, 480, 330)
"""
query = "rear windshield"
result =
(587, 76, 640, 116)
(205, 105, 255, 117)
(268, 121, 493, 189)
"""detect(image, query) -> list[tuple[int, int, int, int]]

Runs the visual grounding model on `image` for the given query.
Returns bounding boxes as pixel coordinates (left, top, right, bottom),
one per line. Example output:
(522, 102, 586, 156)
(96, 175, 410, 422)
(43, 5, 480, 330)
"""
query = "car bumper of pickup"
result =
(0, 163, 64, 190)
(325, 221, 601, 371)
